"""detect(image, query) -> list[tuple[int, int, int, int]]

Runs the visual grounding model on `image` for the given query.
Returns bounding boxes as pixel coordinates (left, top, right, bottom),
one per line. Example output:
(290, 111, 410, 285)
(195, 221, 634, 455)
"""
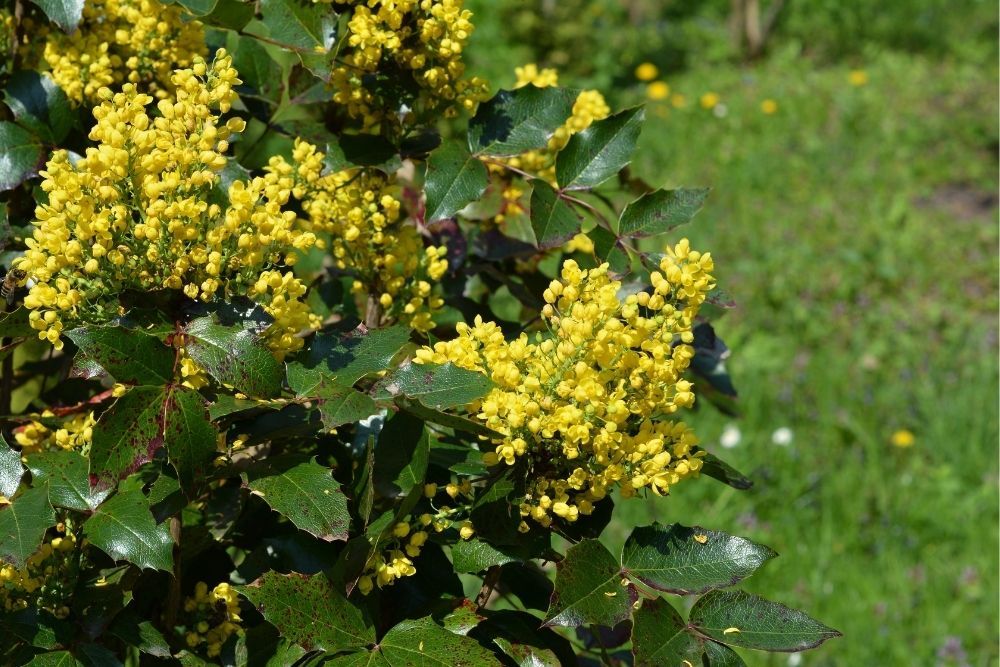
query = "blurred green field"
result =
(467, 3, 998, 665)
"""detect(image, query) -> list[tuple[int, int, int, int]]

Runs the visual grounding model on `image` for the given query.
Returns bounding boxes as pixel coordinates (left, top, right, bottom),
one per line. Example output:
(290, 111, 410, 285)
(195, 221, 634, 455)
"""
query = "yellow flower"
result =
(670, 93, 687, 108)
(890, 429, 915, 448)
(699, 92, 720, 109)
(634, 62, 658, 81)
(760, 99, 778, 115)
(646, 81, 670, 101)
(848, 69, 868, 87)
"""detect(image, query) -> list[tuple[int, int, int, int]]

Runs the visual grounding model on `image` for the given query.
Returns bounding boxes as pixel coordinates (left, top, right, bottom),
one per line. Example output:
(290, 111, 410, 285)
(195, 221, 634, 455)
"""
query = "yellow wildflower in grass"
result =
(646, 81, 670, 101)
(848, 69, 869, 87)
(634, 62, 658, 82)
(699, 92, 720, 109)
(890, 429, 915, 448)
(44, 0, 205, 105)
(14, 411, 96, 454)
(760, 99, 778, 115)
(16, 51, 322, 358)
(181, 582, 242, 658)
(417, 239, 716, 527)
(327, 0, 490, 130)
(265, 139, 449, 332)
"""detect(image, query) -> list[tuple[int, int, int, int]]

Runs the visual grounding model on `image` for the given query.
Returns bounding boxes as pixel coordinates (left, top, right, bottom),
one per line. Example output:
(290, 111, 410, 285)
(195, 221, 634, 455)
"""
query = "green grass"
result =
(466, 24, 999, 666)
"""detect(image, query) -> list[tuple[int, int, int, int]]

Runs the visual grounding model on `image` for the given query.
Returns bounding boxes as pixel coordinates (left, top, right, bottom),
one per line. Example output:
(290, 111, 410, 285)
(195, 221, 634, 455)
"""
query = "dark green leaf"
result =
(0, 485, 55, 567)
(201, 0, 254, 28)
(0, 121, 43, 191)
(374, 411, 428, 499)
(184, 317, 284, 398)
(173, 0, 218, 16)
(468, 473, 521, 546)
(618, 188, 710, 238)
(0, 607, 72, 649)
(88, 387, 166, 486)
(163, 387, 218, 494)
(377, 362, 492, 410)
(529, 180, 580, 249)
(65, 326, 174, 385)
(0, 308, 34, 337)
(84, 487, 173, 571)
(244, 457, 349, 541)
(397, 398, 502, 438)
(703, 641, 747, 666)
(543, 539, 634, 628)
(621, 523, 776, 595)
(378, 616, 502, 666)
(588, 226, 631, 274)
(493, 638, 559, 667)
(109, 607, 171, 657)
(631, 597, 703, 667)
(450, 540, 520, 574)
(237, 571, 373, 653)
(315, 386, 377, 430)
(4, 71, 73, 143)
(0, 433, 25, 497)
(258, 0, 336, 51)
(689, 589, 842, 651)
(699, 452, 753, 490)
(556, 107, 644, 189)
(29, 0, 84, 31)
(27, 450, 109, 511)
(287, 324, 411, 396)
(468, 86, 578, 157)
(424, 141, 489, 222)
(24, 651, 83, 666)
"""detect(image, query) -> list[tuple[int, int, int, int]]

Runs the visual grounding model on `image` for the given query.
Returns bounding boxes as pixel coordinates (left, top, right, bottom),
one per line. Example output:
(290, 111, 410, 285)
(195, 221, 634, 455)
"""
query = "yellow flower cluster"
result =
(14, 411, 96, 454)
(0, 529, 77, 618)
(182, 582, 242, 658)
(16, 52, 321, 358)
(417, 241, 715, 527)
(266, 140, 448, 332)
(327, 0, 489, 130)
(43, 0, 204, 105)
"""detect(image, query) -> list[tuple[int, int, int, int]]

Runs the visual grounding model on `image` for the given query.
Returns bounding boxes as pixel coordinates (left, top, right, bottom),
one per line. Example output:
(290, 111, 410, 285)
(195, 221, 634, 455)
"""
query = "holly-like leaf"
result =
(588, 226, 631, 274)
(237, 572, 373, 653)
(494, 638, 560, 667)
(0, 308, 34, 338)
(287, 324, 410, 396)
(699, 452, 753, 490)
(201, 0, 255, 30)
(689, 590, 842, 652)
(377, 362, 492, 410)
(377, 616, 502, 666)
(631, 597, 703, 667)
(23, 652, 83, 667)
(3, 71, 73, 144)
(65, 326, 174, 385)
(468, 86, 578, 157)
(109, 607, 172, 657)
(29, 0, 84, 31)
(543, 539, 635, 628)
(617, 188, 710, 238)
(530, 180, 580, 249)
(556, 107, 644, 190)
(258, 0, 336, 52)
(703, 641, 747, 666)
(88, 387, 166, 486)
(450, 540, 521, 574)
(184, 317, 284, 398)
(315, 387, 377, 430)
(27, 451, 110, 511)
(373, 411, 428, 499)
(84, 487, 173, 571)
(621, 523, 776, 595)
(397, 398, 502, 439)
(0, 486, 55, 567)
(162, 387, 218, 495)
(244, 457, 349, 542)
(424, 140, 489, 222)
(0, 433, 25, 498)
(0, 121, 43, 191)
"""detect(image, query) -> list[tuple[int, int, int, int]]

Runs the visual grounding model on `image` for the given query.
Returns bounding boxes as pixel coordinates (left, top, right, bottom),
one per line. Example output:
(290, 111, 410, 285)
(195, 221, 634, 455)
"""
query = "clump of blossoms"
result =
(179, 582, 243, 658)
(16, 51, 322, 357)
(43, 0, 204, 105)
(417, 240, 715, 528)
(325, 0, 490, 131)
(13, 410, 96, 455)
(0, 528, 78, 618)
(265, 140, 448, 332)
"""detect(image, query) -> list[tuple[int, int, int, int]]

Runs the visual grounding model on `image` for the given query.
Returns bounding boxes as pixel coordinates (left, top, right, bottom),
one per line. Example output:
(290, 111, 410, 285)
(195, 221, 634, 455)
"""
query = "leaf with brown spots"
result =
(162, 387, 218, 496)
(543, 539, 636, 628)
(66, 326, 174, 385)
(244, 456, 349, 542)
(88, 387, 168, 487)
(183, 317, 284, 398)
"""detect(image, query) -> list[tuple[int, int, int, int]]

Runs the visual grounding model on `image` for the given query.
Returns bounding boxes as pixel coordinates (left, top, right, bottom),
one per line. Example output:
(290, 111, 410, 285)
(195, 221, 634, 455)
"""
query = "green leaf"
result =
(65, 326, 174, 385)
(617, 188, 710, 238)
(493, 638, 560, 667)
(4, 71, 73, 143)
(374, 411, 428, 499)
(258, 0, 336, 52)
(468, 86, 578, 157)
(555, 107, 644, 190)
(0, 433, 25, 497)
(397, 398, 502, 439)
(377, 362, 492, 410)
(244, 457, 349, 541)
(84, 487, 173, 571)
(377, 616, 502, 665)
(703, 641, 747, 666)
(88, 386, 167, 486)
(29, 0, 84, 31)
(172, 0, 218, 16)
(26, 450, 109, 511)
(237, 571, 373, 653)
(0, 121, 43, 191)
(184, 317, 284, 398)
(450, 540, 520, 574)
(621, 523, 777, 595)
(201, 0, 255, 30)
(689, 589, 842, 652)
(424, 141, 489, 222)
(699, 452, 753, 490)
(315, 386, 377, 430)
(631, 597, 703, 667)
(25, 651, 84, 666)
(543, 539, 634, 628)
(588, 226, 631, 274)
(162, 387, 218, 495)
(286, 324, 411, 396)
(529, 180, 580, 249)
(0, 486, 55, 567)
(0, 308, 35, 337)
(109, 608, 172, 657)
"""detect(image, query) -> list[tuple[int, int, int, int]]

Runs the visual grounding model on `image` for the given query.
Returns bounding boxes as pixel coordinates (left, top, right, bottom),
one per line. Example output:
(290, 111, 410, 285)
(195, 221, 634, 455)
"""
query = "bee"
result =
(1, 267, 27, 306)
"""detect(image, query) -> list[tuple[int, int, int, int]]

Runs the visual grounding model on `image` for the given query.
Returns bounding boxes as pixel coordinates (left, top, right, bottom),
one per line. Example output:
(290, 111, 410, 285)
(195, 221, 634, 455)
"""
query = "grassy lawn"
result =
(468, 24, 999, 666)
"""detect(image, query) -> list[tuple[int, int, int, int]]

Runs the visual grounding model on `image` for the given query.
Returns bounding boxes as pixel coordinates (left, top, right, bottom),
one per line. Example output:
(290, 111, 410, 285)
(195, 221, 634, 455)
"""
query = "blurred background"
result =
(464, 1, 998, 664)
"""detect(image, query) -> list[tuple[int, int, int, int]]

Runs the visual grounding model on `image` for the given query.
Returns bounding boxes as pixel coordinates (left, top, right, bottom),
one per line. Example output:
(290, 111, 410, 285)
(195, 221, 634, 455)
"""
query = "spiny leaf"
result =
(257, 0, 337, 52)
(27, 451, 110, 511)
(286, 324, 411, 396)
(65, 326, 174, 385)
(424, 140, 489, 222)
(0, 121, 43, 191)
(618, 188, 710, 238)
(556, 106, 644, 189)
(450, 540, 521, 574)
(3, 70, 73, 143)
(88, 386, 167, 487)
(469, 86, 578, 157)
(377, 362, 492, 410)
(162, 387, 218, 495)
(0, 485, 55, 567)
(543, 539, 635, 628)
(377, 616, 503, 666)
(29, 0, 85, 31)
(314, 387, 378, 430)
(530, 180, 580, 249)
(0, 433, 25, 498)
(184, 317, 284, 398)
(244, 457, 349, 542)
(631, 597, 703, 666)
(84, 487, 174, 571)
(699, 452, 753, 490)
